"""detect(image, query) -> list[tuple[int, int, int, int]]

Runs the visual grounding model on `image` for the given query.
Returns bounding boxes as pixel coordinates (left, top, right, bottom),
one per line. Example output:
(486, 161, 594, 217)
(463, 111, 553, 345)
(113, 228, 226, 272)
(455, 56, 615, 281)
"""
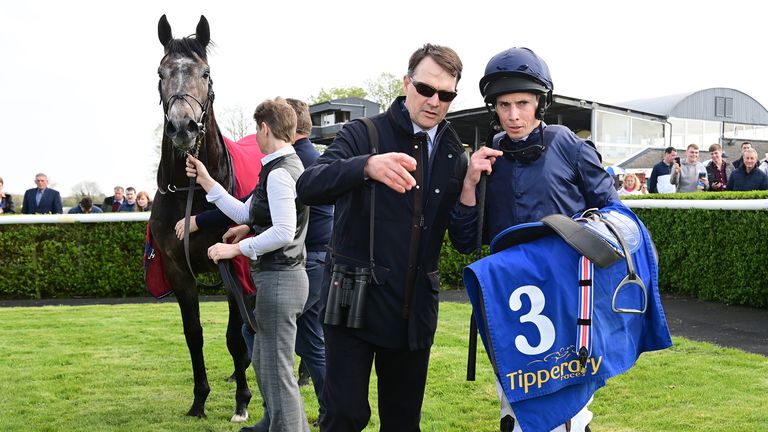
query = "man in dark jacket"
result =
(101, 186, 124, 212)
(296, 44, 467, 431)
(648, 147, 677, 193)
(22, 173, 62, 214)
(731, 141, 752, 171)
(727, 148, 768, 191)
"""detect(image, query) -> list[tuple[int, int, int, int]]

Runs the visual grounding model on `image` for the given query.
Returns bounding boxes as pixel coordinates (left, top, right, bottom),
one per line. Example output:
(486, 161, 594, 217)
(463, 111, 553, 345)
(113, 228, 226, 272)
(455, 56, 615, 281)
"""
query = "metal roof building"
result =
(447, 87, 768, 169)
(308, 89, 768, 171)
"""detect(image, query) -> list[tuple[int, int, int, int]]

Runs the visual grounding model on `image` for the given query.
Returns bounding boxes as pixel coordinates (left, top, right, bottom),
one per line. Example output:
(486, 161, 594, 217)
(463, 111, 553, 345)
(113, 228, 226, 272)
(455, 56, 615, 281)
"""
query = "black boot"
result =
(500, 415, 515, 432)
(239, 413, 270, 432)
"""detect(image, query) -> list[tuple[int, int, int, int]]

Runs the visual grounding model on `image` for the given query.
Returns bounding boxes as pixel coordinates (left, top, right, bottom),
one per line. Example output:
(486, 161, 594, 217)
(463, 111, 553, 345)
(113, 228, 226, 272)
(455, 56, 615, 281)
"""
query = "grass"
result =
(0, 301, 766, 431)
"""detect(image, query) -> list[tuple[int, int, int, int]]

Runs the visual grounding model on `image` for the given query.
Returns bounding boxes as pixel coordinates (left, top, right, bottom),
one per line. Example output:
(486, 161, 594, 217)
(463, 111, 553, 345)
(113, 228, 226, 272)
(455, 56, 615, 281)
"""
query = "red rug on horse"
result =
(144, 134, 264, 298)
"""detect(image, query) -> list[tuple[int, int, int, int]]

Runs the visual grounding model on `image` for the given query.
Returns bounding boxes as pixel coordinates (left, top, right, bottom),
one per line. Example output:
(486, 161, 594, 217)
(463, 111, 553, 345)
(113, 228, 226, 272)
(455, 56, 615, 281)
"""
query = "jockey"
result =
(448, 47, 621, 432)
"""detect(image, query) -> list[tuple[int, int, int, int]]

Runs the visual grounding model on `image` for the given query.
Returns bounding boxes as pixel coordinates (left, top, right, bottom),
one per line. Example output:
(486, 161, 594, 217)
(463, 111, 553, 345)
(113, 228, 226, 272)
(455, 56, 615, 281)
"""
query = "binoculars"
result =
(324, 264, 372, 329)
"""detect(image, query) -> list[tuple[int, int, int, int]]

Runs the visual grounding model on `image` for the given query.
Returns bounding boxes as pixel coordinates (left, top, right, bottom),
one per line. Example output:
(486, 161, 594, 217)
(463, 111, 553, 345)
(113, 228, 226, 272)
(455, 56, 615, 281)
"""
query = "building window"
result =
(670, 117, 721, 148)
(594, 110, 664, 163)
(715, 97, 734, 118)
(724, 123, 768, 140)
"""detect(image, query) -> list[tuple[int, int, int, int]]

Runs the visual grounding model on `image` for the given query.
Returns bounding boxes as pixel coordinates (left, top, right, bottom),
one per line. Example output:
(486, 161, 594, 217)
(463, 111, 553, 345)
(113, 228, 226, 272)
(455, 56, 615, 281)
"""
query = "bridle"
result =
(157, 72, 221, 288)
(163, 86, 213, 158)
(157, 73, 215, 195)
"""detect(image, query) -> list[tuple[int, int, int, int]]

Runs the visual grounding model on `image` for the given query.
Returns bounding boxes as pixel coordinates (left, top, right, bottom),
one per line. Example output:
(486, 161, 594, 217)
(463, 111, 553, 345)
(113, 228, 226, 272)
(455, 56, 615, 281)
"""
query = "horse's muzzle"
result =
(166, 118, 201, 151)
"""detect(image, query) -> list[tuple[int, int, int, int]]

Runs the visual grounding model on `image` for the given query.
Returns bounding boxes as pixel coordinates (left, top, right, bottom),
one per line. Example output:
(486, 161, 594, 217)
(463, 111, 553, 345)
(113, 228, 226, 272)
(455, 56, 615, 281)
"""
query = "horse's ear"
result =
(158, 14, 173, 47)
(196, 15, 210, 48)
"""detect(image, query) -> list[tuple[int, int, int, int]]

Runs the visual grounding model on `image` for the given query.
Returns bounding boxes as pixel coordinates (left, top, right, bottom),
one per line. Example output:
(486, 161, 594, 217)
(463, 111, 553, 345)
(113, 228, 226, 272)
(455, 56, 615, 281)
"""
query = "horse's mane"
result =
(163, 35, 213, 60)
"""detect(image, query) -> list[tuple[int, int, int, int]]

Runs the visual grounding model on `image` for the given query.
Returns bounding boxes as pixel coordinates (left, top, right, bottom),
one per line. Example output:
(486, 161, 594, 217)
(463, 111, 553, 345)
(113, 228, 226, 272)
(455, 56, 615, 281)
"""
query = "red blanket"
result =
(224, 134, 263, 199)
(145, 134, 263, 298)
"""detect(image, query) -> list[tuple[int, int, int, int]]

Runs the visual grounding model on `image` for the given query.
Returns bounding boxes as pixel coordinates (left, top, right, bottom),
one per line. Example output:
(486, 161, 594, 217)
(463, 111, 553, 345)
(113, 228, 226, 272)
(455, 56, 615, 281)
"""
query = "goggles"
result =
(409, 77, 458, 102)
(499, 142, 546, 164)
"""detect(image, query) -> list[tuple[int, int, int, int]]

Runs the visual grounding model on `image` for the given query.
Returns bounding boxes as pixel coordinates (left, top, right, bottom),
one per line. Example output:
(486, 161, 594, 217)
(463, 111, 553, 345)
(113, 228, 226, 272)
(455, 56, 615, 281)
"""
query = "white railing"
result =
(622, 199, 768, 210)
(0, 212, 150, 224)
(0, 199, 765, 225)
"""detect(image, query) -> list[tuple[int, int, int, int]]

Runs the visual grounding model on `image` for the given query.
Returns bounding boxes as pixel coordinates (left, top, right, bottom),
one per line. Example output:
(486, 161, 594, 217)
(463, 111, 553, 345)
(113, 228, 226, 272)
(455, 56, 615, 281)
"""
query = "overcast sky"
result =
(1, 0, 766, 197)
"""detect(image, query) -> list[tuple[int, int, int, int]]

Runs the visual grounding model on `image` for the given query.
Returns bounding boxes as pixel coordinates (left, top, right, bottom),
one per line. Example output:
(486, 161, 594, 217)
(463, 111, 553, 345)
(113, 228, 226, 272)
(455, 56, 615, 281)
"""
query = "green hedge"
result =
(1, 191, 767, 309)
(634, 206, 768, 307)
(0, 223, 146, 299)
(439, 191, 768, 309)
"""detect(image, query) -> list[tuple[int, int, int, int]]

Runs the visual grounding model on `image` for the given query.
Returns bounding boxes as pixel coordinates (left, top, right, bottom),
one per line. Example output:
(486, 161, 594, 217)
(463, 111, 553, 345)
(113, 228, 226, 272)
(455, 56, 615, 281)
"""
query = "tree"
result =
(309, 87, 367, 105)
(71, 181, 103, 200)
(365, 73, 404, 111)
(219, 105, 255, 141)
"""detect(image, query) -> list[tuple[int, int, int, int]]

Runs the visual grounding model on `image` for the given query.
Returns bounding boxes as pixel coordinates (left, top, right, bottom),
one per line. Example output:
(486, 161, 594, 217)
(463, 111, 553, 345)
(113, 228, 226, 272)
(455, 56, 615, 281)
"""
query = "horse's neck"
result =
(202, 122, 232, 191)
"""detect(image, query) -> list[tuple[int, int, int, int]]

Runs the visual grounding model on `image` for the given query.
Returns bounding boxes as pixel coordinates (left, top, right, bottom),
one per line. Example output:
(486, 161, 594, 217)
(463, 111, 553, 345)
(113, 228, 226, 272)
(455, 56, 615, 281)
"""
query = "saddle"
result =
(463, 203, 672, 432)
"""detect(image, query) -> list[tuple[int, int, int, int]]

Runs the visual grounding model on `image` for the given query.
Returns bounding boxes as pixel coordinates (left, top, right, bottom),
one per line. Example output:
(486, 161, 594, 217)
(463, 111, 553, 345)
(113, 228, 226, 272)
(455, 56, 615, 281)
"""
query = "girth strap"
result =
(576, 256, 594, 370)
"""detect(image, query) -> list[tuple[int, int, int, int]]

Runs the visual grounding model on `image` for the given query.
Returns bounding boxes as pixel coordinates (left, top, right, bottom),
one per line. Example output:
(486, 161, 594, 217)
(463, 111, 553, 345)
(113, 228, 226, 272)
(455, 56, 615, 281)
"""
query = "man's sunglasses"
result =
(409, 77, 458, 102)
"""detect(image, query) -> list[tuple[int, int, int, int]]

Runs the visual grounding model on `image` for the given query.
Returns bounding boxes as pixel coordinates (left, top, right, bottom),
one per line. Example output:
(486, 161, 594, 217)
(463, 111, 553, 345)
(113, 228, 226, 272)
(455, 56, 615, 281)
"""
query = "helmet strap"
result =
(484, 103, 503, 133)
(536, 91, 552, 120)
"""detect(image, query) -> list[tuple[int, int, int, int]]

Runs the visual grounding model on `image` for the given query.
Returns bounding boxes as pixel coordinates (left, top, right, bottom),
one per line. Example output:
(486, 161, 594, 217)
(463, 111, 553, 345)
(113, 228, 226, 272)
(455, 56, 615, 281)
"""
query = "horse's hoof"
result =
(231, 410, 249, 423)
(186, 408, 207, 418)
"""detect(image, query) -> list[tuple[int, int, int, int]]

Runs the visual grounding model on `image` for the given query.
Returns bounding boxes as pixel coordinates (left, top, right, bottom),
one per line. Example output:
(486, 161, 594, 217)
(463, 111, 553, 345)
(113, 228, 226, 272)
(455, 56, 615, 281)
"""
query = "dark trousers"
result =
(320, 324, 431, 432)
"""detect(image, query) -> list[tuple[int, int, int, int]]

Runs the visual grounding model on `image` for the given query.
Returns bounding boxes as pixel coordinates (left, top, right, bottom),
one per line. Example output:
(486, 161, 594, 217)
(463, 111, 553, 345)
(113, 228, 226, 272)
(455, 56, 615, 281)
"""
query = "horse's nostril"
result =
(185, 119, 200, 135)
(165, 121, 178, 138)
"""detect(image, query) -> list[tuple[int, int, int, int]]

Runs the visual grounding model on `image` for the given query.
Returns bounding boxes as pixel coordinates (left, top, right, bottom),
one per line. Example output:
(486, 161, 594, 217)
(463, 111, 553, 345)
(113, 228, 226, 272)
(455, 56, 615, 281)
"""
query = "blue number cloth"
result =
(463, 204, 672, 432)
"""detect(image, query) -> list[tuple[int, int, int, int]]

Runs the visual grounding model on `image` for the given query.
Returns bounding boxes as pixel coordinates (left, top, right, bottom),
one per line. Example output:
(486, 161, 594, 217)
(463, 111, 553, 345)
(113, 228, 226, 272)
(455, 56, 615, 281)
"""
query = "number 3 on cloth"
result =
(509, 285, 555, 355)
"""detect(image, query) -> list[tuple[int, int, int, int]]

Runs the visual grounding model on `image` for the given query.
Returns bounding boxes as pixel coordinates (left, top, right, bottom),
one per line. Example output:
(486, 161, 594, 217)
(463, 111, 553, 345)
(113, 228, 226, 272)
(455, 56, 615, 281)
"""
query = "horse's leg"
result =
(175, 285, 210, 418)
(226, 294, 253, 422)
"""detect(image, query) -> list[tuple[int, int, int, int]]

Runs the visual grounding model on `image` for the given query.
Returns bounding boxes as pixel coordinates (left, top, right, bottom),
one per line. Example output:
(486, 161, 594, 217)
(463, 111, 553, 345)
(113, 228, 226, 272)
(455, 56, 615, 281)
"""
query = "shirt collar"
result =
(261, 144, 296, 166)
(411, 122, 438, 143)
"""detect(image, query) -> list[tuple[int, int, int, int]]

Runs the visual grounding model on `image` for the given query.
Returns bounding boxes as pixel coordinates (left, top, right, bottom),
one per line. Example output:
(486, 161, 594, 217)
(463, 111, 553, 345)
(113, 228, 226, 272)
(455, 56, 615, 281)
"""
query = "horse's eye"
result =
(202, 70, 210, 79)
(158, 70, 164, 79)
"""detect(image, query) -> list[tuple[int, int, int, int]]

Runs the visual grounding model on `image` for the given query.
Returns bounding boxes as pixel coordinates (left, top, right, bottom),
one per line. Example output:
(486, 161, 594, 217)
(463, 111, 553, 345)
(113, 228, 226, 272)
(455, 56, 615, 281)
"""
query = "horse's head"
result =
(157, 14, 213, 153)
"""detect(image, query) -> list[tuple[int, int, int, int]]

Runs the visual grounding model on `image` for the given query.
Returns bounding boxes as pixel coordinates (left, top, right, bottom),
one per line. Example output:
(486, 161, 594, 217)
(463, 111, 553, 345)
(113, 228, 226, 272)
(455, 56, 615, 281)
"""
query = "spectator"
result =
(296, 44, 467, 431)
(727, 148, 768, 191)
(732, 141, 752, 171)
(22, 173, 62, 214)
(68, 196, 103, 214)
(102, 186, 125, 212)
(758, 151, 768, 176)
(0, 176, 16, 214)
(706, 143, 733, 191)
(118, 187, 138, 212)
(188, 98, 311, 432)
(136, 191, 153, 212)
(648, 146, 677, 193)
(618, 173, 647, 195)
(671, 144, 708, 192)
(448, 46, 614, 432)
